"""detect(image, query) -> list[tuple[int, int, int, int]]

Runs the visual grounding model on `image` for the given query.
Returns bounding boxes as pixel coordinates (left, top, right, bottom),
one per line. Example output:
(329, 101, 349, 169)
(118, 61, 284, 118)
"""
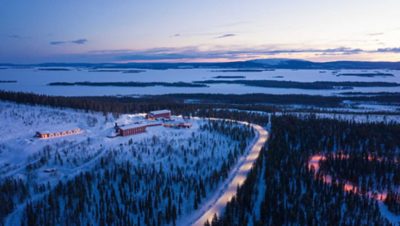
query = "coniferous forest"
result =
(22, 120, 253, 226)
(0, 91, 399, 225)
(2, 1, 400, 225)
(209, 115, 400, 226)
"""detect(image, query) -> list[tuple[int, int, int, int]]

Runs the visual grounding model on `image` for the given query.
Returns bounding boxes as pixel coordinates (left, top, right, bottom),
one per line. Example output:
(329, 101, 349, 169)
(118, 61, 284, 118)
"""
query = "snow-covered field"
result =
(1, 68, 400, 96)
(0, 101, 256, 226)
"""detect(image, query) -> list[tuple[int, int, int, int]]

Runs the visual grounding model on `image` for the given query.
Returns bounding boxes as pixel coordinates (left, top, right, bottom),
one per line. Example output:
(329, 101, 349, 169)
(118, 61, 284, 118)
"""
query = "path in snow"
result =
(308, 153, 400, 225)
(186, 123, 268, 226)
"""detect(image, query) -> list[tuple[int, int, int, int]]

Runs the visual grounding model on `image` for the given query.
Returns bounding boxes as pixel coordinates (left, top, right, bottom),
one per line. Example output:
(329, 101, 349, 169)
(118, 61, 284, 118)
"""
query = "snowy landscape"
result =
(2, 1, 400, 225)
(1, 94, 399, 225)
(0, 66, 399, 225)
(0, 101, 259, 225)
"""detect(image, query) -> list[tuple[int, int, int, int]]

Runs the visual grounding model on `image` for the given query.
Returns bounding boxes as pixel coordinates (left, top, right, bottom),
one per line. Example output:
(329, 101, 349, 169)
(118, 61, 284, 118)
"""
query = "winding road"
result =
(189, 123, 269, 226)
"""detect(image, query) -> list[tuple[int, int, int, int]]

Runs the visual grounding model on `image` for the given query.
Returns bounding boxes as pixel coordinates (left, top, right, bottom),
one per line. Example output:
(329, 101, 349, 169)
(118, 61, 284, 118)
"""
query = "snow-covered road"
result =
(189, 123, 268, 226)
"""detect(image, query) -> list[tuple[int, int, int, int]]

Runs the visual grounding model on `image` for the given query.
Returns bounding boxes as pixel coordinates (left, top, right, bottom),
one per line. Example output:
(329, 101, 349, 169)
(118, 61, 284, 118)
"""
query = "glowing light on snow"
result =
(308, 153, 390, 203)
(191, 124, 269, 226)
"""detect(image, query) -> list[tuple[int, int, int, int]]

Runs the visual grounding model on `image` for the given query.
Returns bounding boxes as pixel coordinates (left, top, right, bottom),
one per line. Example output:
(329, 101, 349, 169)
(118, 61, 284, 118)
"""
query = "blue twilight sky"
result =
(0, 0, 400, 63)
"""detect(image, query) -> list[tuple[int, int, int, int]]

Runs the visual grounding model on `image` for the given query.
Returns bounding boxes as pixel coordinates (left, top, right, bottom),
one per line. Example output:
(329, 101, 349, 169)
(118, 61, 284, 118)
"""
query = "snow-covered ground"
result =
(0, 101, 257, 225)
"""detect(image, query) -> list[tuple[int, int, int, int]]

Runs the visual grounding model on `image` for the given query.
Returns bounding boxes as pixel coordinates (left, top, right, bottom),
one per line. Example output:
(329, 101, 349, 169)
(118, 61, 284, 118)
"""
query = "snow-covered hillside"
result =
(0, 101, 255, 226)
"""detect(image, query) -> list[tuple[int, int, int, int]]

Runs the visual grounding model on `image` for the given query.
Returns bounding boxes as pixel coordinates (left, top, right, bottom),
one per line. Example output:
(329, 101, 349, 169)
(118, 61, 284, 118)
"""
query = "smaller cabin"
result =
(163, 122, 192, 129)
(146, 110, 171, 120)
(36, 128, 81, 139)
(146, 122, 163, 127)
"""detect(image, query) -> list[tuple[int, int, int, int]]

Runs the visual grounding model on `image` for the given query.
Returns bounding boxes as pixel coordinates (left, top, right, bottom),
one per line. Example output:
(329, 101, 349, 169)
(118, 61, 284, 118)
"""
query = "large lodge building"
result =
(117, 124, 147, 136)
(116, 121, 163, 137)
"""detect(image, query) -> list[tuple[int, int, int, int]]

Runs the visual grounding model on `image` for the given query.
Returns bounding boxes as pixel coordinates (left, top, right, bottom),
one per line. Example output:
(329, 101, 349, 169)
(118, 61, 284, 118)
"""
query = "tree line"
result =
(209, 115, 398, 225)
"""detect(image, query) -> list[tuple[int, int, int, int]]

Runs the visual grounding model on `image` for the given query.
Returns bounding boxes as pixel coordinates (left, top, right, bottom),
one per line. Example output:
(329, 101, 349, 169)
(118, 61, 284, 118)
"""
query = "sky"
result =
(0, 0, 400, 63)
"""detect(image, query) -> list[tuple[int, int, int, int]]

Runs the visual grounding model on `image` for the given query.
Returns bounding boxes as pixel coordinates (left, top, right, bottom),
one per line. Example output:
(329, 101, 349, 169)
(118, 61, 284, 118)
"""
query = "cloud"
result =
(216, 33, 236, 39)
(216, 21, 251, 28)
(376, 47, 400, 53)
(322, 47, 363, 55)
(8, 34, 22, 39)
(6, 34, 30, 39)
(50, 41, 66, 45)
(368, 32, 384, 36)
(79, 46, 366, 61)
(54, 45, 400, 63)
(50, 38, 88, 45)
(71, 39, 88, 44)
(170, 32, 239, 39)
(237, 47, 363, 56)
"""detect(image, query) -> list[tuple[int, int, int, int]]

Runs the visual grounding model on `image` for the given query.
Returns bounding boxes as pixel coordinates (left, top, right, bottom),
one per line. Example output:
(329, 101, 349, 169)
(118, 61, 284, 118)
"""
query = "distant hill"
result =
(249, 59, 400, 70)
(1, 59, 400, 70)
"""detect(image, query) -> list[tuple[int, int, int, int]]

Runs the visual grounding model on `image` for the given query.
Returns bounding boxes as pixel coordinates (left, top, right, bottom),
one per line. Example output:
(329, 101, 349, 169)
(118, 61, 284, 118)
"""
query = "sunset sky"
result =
(1, 0, 400, 63)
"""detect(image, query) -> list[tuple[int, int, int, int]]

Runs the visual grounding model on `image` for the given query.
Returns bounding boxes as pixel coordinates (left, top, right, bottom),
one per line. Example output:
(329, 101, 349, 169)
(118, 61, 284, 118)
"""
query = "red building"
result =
(36, 128, 81, 139)
(163, 122, 192, 129)
(146, 110, 171, 120)
(117, 124, 147, 136)
(146, 122, 163, 127)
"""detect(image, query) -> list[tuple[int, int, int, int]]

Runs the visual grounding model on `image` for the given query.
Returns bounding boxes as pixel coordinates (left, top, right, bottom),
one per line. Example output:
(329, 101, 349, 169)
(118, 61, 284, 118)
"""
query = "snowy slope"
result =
(0, 101, 256, 226)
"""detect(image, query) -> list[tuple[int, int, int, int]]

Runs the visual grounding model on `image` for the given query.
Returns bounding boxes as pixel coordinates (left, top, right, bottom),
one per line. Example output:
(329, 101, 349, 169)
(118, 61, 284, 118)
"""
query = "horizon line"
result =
(1, 58, 400, 65)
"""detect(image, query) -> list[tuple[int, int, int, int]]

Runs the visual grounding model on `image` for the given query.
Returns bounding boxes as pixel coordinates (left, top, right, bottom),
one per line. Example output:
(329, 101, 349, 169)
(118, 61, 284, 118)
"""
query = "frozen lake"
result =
(0, 68, 399, 96)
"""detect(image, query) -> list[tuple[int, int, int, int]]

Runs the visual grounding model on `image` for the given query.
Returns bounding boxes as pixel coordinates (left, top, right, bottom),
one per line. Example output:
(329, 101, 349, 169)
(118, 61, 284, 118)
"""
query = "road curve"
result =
(191, 123, 268, 226)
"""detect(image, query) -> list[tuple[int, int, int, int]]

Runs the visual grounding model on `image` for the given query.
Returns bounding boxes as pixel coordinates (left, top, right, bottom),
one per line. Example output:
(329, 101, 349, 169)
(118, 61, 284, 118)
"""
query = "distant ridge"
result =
(249, 59, 400, 70)
(1, 59, 400, 70)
